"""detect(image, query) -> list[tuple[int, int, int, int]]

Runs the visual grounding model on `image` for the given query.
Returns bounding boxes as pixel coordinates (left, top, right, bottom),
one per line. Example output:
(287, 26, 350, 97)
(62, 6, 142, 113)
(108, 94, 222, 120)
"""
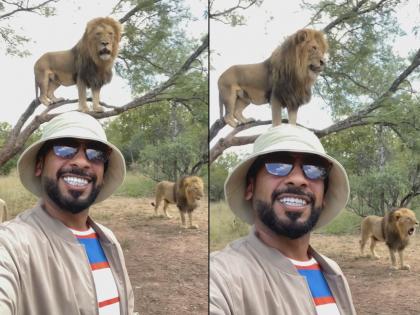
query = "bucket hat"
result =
(224, 124, 349, 229)
(17, 111, 126, 204)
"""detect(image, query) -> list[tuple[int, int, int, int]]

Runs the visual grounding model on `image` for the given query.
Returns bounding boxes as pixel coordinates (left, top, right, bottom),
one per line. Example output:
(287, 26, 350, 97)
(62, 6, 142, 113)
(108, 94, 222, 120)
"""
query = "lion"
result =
(151, 176, 204, 229)
(0, 198, 8, 223)
(34, 17, 122, 112)
(218, 28, 328, 127)
(359, 208, 419, 270)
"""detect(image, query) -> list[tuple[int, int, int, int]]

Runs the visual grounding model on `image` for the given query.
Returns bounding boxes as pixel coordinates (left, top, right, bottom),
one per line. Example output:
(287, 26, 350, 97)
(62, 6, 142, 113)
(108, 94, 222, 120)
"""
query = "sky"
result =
(209, 0, 420, 155)
(0, 0, 207, 125)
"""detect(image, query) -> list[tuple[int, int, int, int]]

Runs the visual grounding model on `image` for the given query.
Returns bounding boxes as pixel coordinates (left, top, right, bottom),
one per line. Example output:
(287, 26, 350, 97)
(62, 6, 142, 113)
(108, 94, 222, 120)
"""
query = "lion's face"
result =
(184, 177, 205, 203)
(296, 30, 328, 82)
(394, 208, 419, 239)
(83, 17, 122, 65)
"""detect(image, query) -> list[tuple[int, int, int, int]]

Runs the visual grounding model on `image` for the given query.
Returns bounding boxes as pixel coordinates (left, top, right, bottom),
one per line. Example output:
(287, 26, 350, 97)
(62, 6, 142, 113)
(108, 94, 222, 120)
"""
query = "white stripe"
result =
(69, 226, 95, 236)
(92, 268, 119, 303)
(288, 257, 317, 266)
(99, 302, 120, 315)
(316, 302, 341, 315)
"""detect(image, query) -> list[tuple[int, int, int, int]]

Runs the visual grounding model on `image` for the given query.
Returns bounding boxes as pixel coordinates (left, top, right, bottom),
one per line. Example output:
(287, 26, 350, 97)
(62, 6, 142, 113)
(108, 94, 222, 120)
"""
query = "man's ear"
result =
(34, 158, 43, 177)
(244, 179, 254, 201)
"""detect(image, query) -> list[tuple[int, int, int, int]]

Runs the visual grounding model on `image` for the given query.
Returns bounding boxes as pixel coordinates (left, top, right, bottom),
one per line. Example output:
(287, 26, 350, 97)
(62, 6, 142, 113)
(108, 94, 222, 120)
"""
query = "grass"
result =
(317, 209, 362, 235)
(210, 201, 250, 252)
(210, 201, 363, 252)
(0, 170, 156, 218)
(114, 172, 156, 198)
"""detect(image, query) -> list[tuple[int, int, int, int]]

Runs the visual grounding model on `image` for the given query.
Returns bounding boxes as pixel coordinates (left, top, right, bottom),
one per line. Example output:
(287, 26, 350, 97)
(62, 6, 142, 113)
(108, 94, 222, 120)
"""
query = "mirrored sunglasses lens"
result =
(86, 148, 107, 162)
(53, 146, 78, 159)
(302, 165, 327, 180)
(265, 163, 293, 176)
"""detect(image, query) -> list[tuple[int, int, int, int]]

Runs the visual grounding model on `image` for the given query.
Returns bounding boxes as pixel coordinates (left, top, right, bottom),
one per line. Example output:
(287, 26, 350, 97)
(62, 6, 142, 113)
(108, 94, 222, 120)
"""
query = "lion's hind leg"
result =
(37, 71, 53, 106)
(233, 97, 254, 125)
(163, 200, 172, 219)
(47, 80, 64, 103)
(219, 87, 239, 127)
(369, 237, 380, 259)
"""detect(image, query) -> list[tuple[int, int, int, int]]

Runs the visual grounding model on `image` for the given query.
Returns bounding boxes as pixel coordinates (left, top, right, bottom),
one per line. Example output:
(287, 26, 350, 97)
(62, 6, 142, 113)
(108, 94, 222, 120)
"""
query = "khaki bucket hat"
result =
(224, 124, 349, 229)
(17, 111, 126, 204)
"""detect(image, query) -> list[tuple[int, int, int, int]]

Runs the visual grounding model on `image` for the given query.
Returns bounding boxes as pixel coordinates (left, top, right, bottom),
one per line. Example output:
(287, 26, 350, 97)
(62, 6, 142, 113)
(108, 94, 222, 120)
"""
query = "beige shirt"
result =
(210, 227, 357, 315)
(0, 202, 134, 315)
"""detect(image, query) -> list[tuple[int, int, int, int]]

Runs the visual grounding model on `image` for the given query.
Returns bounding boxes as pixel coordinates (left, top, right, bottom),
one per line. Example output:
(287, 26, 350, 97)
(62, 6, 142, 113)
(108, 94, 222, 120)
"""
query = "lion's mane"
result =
(175, 176, 204, 213)
(270, 29, 328, 111)
(385, 208, 418, 251)
(74, 17, 122, 89)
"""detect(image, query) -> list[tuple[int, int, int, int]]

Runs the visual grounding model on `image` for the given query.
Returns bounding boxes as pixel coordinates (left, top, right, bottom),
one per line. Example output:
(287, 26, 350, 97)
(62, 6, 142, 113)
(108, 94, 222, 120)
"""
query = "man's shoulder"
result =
(0, 207, 41, 249)
(210, 236, 257, 276)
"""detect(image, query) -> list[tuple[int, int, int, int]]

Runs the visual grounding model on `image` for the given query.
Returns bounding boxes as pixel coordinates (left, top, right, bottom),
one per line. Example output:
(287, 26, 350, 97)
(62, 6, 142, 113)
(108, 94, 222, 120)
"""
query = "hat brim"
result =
(17, 135, 126, 204)
(225, 147, 349, 230)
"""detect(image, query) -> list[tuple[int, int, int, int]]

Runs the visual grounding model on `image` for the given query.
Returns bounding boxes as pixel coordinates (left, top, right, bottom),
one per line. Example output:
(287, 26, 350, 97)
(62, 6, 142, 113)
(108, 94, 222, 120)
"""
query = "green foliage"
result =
(209, 153, 240, 201)
(210, 201, 250, 252)
(323, 125, 419, 216)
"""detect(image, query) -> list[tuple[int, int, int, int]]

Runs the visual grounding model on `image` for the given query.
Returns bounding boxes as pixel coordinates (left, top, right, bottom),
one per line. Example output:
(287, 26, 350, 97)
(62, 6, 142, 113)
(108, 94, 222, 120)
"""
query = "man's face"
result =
(35, 138, 110, 214)
(245, 153, 329, 239)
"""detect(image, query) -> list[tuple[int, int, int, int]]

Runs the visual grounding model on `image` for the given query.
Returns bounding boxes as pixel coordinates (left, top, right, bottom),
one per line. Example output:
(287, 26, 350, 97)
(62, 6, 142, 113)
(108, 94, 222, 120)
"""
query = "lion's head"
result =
(270, 28, 328, 109)
(79, 17, 122, 66)
(390, 208, 419, 240)
(181, 176, 205, 206)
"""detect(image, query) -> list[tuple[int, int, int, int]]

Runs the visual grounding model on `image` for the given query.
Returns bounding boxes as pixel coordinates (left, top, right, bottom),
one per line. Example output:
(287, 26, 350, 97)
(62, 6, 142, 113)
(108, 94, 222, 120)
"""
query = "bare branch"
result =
(209, 0, 259, 19)
(0, 0, 58, 20)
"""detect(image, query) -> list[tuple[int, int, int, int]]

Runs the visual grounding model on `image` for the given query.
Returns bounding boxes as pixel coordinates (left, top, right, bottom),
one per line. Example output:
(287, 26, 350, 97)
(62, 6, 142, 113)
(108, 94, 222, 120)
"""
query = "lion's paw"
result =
(188, 224, 199, 229)
(390, 265, 399, 270)
(93, 106, 104, 113)
(400, 265, 411, 271)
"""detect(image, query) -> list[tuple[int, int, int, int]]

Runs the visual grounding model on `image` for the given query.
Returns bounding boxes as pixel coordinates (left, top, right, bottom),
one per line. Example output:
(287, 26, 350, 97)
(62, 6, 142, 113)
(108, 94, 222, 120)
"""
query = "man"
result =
(210, 125, 356, 315)
(0, 111, 134, 314)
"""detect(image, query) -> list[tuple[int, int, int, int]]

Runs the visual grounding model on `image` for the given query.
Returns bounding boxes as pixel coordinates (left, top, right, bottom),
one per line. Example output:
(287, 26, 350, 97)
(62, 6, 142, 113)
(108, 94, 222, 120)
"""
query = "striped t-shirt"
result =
(289, 257, 340, 315)
(70, 227, 121, 315)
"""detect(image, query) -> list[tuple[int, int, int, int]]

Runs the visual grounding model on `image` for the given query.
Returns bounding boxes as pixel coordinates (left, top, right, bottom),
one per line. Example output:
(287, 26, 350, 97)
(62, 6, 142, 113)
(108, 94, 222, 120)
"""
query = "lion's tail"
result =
(219, 92, 225, 120)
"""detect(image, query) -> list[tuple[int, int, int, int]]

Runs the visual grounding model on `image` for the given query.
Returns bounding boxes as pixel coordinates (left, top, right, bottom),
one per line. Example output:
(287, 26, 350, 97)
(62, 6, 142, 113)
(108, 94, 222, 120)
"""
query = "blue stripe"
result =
(77, 238, 108, 264)
(297, 269, 333, 298)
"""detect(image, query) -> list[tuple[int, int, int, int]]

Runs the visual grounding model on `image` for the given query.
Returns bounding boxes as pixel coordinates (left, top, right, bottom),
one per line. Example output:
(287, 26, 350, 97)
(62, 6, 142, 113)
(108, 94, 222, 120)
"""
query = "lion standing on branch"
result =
(218, 28, 328, 127)
(34, 17, 122, 112)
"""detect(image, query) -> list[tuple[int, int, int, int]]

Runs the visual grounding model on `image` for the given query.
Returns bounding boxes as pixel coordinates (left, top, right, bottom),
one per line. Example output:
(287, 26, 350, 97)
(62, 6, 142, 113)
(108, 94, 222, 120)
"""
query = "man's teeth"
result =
(63, 176, 88, 186)
(279, 197, 307, 206)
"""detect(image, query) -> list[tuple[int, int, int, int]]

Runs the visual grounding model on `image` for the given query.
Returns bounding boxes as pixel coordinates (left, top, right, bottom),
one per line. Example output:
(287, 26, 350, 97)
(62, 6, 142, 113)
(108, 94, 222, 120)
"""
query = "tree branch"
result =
(0, 0, 58, 20)
(0, 35, 208, 167)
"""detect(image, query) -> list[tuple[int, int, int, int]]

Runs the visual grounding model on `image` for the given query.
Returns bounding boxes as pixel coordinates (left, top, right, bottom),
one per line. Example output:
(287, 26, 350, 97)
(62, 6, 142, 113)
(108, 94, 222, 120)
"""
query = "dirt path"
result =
(311, 233, 420, 315)
(91, 196, 208, 315)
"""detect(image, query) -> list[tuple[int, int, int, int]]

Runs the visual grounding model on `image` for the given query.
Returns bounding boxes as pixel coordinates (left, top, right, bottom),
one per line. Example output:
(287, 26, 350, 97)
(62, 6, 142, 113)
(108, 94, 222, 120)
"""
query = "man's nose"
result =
(284, 163, 308, 187)
(69, 147, 90, 168)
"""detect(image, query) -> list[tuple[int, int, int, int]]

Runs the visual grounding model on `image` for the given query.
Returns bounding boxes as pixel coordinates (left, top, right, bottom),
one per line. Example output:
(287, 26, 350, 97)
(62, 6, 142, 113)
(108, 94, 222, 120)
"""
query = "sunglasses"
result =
(47, 139, 111, 163)
(265, 162, 330, 180)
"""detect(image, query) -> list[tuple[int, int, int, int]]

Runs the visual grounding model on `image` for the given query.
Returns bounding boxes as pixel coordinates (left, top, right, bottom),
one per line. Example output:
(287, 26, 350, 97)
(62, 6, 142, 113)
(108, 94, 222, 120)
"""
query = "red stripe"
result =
(99, 296, 120, 308)
(91, 262, 110, 270)
(295, 264, 320, 270)
(75, 233, 97, 239)
(314, 296, 336, 305)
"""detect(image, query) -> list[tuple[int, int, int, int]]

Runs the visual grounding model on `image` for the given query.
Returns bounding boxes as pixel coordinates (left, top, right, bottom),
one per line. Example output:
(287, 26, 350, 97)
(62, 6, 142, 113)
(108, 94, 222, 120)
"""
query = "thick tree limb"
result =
(0, 35, 208, 168)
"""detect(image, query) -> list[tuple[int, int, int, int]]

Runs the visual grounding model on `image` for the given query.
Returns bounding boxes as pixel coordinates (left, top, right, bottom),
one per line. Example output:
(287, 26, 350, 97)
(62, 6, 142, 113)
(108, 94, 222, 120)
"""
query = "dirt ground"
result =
(311, 232, 420, 315)
(90, 196, 208, 315)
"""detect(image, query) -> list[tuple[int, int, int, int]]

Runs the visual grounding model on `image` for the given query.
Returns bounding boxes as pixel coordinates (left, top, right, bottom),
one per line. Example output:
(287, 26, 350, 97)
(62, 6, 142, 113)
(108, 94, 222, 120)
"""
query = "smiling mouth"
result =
(277, 196, 309, 207)
(62, 176, 90, 187)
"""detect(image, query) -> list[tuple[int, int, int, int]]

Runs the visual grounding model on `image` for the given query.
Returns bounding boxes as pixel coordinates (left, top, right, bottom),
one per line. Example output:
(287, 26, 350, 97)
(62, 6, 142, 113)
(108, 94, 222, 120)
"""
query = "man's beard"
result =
(43, 166, 102, 214)
(255, 187, 322, 239)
